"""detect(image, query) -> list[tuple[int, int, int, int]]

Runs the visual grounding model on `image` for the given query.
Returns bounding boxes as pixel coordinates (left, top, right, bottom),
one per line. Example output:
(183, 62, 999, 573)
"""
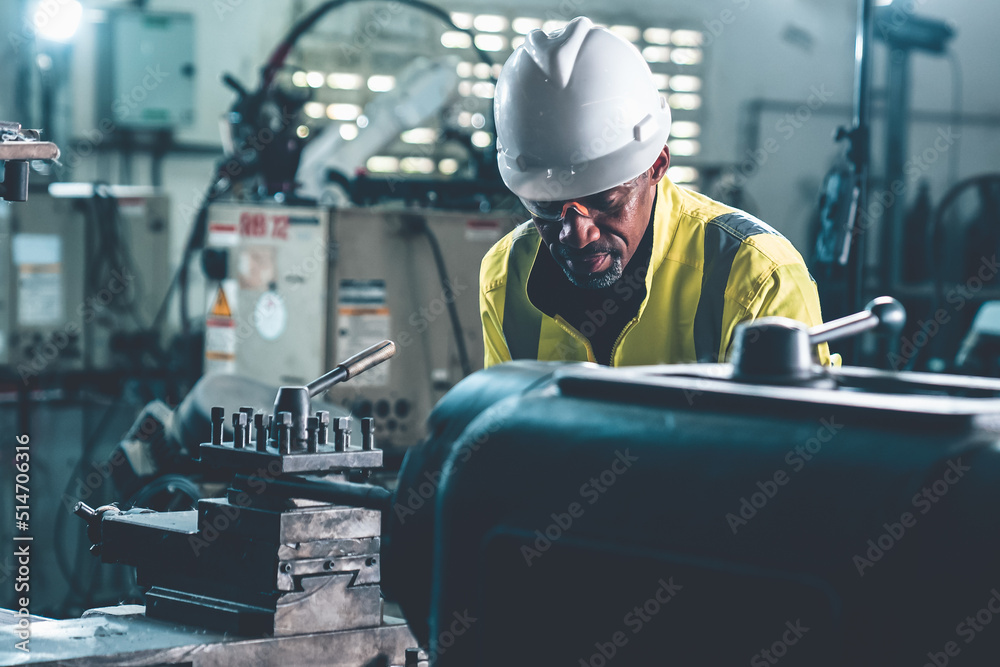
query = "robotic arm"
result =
(295, 55, 460, 205)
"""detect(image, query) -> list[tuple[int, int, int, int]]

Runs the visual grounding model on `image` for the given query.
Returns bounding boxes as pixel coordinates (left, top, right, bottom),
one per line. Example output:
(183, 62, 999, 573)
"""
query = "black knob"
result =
(867, 296, 906, 335)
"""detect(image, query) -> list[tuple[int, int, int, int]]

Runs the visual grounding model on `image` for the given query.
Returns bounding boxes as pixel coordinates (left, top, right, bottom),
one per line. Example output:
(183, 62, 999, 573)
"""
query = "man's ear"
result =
(648, 145, 671, 185)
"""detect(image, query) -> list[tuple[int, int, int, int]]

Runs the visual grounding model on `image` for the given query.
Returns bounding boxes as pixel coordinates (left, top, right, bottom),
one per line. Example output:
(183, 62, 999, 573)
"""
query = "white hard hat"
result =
(494, 16, 672, 202)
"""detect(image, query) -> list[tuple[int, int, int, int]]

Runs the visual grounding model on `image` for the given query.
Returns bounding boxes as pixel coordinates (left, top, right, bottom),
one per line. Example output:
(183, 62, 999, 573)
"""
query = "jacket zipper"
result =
(609, 318, 639, 365)
(553, 315, 596, 363)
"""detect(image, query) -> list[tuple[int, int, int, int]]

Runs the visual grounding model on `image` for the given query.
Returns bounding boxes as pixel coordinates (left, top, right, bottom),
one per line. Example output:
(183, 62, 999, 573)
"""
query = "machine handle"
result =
(808, 296, 906, 345)
(306, 340, 396, 396)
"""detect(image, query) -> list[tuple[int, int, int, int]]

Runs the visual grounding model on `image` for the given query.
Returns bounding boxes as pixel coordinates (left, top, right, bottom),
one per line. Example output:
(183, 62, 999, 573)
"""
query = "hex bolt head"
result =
(333, 416, 351, 452)
(361, 417, 375, 451)
(316, 411, 330, 446)
(239, 407, 254, 440)
(211, 407, 225, 446)
(306, 416, 319, 453)
(254, 413, 267, 451)
(277, 411, 292, 454)
(232, 412, 248, 449)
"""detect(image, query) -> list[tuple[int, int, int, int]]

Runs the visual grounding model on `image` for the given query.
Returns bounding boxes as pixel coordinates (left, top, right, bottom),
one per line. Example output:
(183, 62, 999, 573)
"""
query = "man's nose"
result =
(558, 210, 601, 248)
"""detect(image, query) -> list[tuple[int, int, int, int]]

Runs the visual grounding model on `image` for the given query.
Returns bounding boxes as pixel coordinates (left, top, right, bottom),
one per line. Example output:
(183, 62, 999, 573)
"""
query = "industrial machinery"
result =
(202, 200, 516, 450)
(0, 122, 60, 202)
(1, 184, 170, 376)
(9, 296, 1000, 665)
(11, 341, 417, 666)
(385, 297, 1000, 665)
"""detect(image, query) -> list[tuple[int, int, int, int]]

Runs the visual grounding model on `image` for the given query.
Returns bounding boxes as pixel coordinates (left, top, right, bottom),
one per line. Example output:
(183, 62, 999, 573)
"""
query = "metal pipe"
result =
(884, 47, 910, 289)
(306, 340, 396, 396)
(809, 311, 877, 345)
(809, 296, 905, 345)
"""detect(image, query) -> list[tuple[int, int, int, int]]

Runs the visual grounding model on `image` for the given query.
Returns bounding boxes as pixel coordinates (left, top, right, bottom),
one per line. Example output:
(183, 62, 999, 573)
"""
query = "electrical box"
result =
(1, 185, 171, 380)
(96, 11, 195, 129)
(203, 202, 517, 449)
(201, 203, 332, 385)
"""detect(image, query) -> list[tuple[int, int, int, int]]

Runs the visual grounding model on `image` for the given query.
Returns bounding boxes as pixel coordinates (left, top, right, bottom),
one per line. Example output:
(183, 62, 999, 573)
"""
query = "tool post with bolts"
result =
(73, 340, 411, 654)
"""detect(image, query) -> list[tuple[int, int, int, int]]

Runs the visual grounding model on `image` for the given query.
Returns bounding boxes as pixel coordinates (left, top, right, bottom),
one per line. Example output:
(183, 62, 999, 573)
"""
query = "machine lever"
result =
(808, 296, 906, 345)
(270, 340, 396, 447)
(306, 340, 396, 397)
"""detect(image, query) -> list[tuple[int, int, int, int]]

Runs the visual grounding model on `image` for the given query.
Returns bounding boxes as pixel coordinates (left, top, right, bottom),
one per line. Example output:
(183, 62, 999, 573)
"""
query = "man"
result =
(481, 16, 835, 367)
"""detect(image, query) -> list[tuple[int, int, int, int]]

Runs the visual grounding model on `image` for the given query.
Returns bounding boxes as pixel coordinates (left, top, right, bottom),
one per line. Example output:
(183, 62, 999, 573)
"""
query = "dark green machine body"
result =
(385, 361, 1000, 666)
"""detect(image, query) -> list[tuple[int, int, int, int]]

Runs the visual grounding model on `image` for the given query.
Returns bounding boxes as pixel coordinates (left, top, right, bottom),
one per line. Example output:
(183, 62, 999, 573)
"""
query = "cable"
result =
(85, 185, 145, 328)
(404, 214, 473, 378)
(149, 178, 229, 337)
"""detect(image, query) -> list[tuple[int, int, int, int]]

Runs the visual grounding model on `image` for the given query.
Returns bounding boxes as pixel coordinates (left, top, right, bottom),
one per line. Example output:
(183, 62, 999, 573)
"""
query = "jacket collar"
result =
(648, 177, 682, 285)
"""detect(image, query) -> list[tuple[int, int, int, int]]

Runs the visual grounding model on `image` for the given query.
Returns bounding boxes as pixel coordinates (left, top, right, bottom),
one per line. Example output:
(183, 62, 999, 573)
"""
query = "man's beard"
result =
(554, 246, 625, 290)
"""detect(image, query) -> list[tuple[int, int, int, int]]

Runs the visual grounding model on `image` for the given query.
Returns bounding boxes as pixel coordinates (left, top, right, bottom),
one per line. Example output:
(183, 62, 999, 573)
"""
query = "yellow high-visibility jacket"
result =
(480, 178, 836, 367)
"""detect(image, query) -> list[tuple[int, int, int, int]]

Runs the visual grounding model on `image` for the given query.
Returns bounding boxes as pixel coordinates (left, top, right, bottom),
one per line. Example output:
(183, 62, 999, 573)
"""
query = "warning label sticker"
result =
(338, 279, 390, 387)
(210, 286, 232, 318)
(205, 318, 237, 374)
(205, 280, 238, 374)
(207, 221, 239, 247)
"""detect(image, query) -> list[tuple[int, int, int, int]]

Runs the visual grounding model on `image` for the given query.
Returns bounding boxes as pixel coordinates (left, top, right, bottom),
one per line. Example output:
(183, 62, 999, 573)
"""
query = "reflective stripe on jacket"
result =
(480, 177, 836, 367)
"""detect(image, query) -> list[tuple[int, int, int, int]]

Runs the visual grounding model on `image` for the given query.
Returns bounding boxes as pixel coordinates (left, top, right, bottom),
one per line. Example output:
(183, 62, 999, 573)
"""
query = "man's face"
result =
(530, 172, 656, 290)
